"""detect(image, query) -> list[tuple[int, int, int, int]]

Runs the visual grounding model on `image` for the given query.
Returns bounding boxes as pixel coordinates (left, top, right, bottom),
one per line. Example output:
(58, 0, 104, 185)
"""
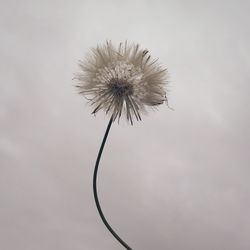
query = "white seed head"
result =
(75, 41, 168, 124)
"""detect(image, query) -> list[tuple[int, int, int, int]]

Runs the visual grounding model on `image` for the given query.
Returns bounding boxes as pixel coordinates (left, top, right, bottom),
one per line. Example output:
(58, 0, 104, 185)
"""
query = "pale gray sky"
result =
(1, 0, 250, 249)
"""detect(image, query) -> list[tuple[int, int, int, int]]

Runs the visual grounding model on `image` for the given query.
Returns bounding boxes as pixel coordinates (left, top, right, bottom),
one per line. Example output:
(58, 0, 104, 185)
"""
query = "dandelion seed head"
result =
(75, 41, 169, 124)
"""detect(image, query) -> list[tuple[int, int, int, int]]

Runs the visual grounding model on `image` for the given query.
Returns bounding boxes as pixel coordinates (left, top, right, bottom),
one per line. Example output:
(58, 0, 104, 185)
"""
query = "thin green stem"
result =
(93, 117, 133, 250)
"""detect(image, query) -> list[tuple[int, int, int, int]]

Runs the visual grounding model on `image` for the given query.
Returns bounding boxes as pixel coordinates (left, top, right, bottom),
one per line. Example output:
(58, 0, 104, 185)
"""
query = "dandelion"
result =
(76, 41, 168, 124)
(75, 41, 169, 250)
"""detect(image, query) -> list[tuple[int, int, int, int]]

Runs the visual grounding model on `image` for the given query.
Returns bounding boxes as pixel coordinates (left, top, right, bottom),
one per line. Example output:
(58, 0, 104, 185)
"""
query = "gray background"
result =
(1, 0, 250, 249)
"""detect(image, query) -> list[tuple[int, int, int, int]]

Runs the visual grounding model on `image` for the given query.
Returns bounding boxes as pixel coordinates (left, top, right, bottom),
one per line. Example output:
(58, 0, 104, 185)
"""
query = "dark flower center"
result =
(108, 78, 133, 97)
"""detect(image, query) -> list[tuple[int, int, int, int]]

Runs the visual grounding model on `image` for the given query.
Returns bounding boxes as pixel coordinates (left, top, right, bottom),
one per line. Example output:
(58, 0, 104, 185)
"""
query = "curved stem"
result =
(93, 117, 133, 250)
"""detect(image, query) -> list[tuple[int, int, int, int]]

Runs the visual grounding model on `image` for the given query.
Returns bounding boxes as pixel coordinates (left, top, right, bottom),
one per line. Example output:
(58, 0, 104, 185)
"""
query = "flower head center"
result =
(108, 78, 133, 97)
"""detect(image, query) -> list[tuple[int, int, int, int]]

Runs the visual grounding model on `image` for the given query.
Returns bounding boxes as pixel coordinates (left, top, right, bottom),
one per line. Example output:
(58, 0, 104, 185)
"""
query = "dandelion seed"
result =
(75, 41, 170, 250)
(76, 41, 168, 124)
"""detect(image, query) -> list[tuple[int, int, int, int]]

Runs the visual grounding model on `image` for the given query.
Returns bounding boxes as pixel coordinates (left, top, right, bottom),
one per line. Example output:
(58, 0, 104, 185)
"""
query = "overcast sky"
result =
(1, 0, 250, 249)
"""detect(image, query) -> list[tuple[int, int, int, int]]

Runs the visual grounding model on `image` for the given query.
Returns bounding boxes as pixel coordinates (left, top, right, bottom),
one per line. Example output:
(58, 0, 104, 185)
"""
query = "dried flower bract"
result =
(76, 41, 168, 124)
